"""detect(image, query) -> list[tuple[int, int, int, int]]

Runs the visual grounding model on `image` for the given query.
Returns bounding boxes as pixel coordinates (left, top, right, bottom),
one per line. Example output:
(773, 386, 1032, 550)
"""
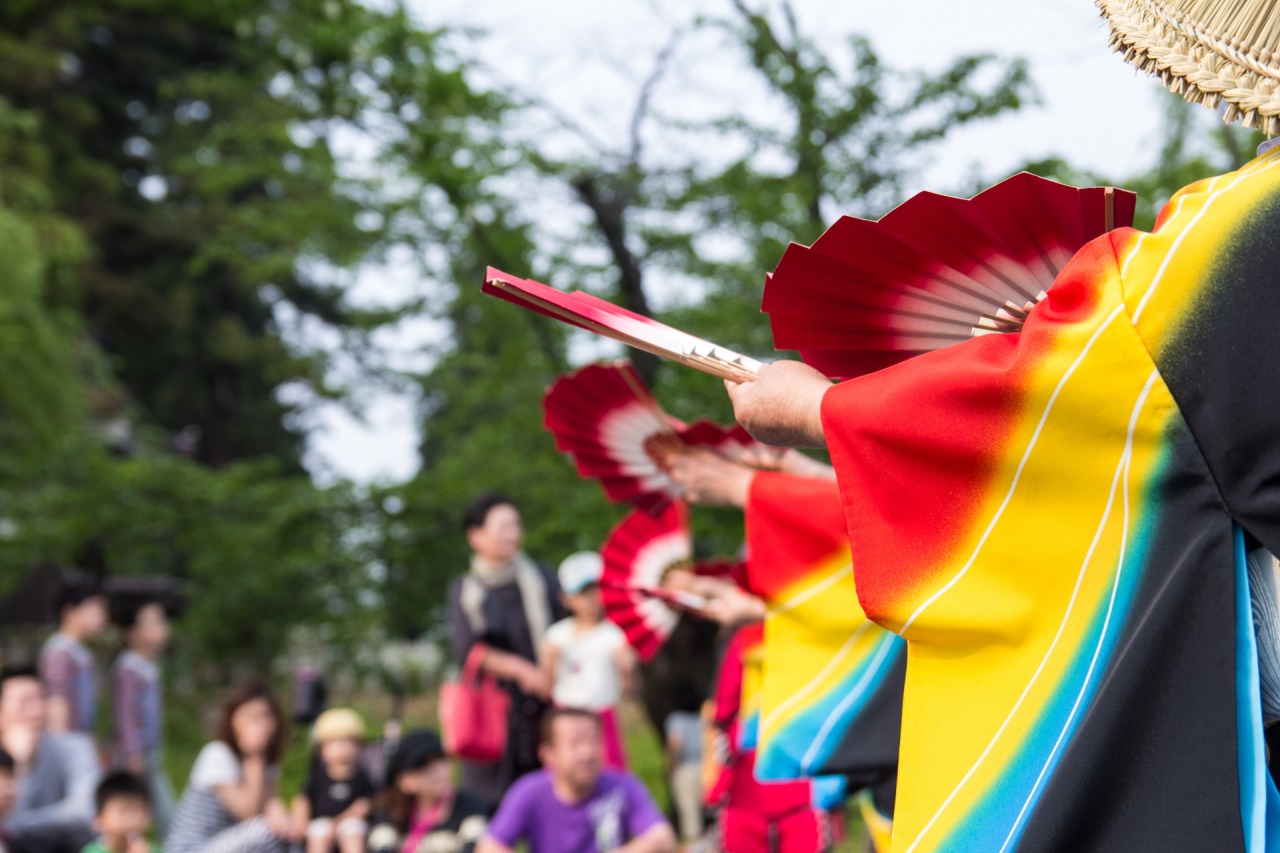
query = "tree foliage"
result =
(381, 2, 1038, 633)
(0, 0, 502, 669)
(1, 0, 1255, 668)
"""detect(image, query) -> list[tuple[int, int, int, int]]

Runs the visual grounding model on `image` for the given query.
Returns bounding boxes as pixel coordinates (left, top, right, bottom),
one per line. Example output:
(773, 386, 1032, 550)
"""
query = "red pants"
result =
(720, 806, 832, 853)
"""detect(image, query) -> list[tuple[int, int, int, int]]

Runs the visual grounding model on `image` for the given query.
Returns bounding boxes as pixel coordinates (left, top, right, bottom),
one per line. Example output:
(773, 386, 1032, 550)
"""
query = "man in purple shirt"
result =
(478, 708, 676, 853)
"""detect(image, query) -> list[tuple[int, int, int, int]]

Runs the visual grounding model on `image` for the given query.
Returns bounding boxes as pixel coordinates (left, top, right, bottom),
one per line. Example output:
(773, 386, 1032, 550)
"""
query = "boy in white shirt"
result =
(540, 552, 635, 770)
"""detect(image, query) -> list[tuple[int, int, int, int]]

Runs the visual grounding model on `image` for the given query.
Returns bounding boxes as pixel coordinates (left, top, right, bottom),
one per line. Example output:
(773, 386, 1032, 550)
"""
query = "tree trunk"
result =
(572, 174, 660, 386)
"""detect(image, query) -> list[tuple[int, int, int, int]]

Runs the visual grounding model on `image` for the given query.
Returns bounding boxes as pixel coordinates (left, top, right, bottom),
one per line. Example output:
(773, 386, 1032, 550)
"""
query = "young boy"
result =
(40, 575, 108, 736)
(291, 707, 374, 853)
(82, 772, 153, 853)
(110, 600, 173, 836)
(540, 552, 635, 769)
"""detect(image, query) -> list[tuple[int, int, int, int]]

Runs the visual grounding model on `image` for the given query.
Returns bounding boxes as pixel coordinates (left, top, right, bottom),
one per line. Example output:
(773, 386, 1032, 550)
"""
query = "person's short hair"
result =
(94, 771, 151, 815)
(56, 572, 105, 617)
(0, 747, 14, 775)
(112, 597, 166, 631)
(385, 729, 446, 786)
(215, 679, 287, 765)
(539, 706, 601, 747)
(462, 491, 518, 533)
(0, 665, 41, 702)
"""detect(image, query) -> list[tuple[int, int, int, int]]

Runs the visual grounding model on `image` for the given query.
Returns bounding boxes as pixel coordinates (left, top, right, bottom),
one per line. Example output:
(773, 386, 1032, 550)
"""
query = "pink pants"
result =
(599, 706, 628, 770)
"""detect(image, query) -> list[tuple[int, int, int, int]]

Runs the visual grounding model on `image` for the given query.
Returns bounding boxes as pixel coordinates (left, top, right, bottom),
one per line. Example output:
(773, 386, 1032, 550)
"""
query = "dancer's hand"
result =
(667, 449, 754, 508)
(665, 570, 765, 626)
(725, 361, 830, 448)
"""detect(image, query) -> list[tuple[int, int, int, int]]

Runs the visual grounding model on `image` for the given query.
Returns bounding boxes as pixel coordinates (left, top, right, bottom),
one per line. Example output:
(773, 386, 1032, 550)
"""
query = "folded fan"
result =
(764, 173, 1137, 379)
(544, 361, 769, 513)
(482, 268, 762, 382)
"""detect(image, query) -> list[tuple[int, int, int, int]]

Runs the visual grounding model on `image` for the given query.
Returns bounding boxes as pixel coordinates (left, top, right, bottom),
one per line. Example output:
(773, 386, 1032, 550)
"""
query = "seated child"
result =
(81, 772, 153, 853)
(540, 552, 635, 770)
(292, 708, 374, 853)
(367, 729, 490, 853)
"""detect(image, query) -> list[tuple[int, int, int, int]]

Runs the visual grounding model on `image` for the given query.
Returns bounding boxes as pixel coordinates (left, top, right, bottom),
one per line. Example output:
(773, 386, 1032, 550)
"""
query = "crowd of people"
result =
(0, 491, 711, 853)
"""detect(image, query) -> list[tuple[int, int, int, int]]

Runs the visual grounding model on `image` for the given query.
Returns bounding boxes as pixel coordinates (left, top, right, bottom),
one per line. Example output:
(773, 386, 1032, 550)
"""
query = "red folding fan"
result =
(599, 503, 742, 661)
(483, 268, 762, 382)
(600, 502, 695, 661)
(544, 361, 770, 513)
(763, 173, 1137, 379)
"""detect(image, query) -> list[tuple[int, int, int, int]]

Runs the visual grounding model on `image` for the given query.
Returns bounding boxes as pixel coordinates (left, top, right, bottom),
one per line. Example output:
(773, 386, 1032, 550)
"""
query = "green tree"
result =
(0, 1, 507, 667)
(390, 0, 1039, 623)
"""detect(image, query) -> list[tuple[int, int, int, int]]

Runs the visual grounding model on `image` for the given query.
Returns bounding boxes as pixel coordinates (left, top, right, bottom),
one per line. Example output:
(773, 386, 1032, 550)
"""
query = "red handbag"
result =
(439, 644, 511, 763)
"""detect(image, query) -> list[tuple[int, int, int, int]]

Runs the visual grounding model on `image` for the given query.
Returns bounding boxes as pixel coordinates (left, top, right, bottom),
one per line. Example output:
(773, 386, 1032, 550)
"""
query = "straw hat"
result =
(1097, 0, 1280, 135)
(311, 707, 366, 743)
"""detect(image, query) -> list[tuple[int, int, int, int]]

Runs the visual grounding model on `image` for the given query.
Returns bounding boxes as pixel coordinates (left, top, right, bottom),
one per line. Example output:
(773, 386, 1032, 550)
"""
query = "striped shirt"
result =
(112, 650, 161, 764)
(165, 742, 281, 853)
(38, 633, 96, 733)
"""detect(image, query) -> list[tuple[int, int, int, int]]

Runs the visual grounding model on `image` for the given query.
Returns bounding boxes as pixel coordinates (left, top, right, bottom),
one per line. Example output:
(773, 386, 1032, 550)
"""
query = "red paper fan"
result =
(600, 503, 694, 661)
(763, 173, 1137, 379)
(482, 269, 761, 381)
(544, 362, 769, 513)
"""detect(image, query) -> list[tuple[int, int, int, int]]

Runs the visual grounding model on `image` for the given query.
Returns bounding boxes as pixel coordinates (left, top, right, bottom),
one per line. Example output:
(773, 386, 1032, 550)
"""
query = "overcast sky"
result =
(304, 0, 1188, 485)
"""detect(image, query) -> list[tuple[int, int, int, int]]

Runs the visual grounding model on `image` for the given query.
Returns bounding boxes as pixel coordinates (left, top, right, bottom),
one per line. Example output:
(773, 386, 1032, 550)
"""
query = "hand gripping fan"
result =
(599, 502, 694, 662)
(763, 173, 1137, 379)
(543, 361, 770, 513)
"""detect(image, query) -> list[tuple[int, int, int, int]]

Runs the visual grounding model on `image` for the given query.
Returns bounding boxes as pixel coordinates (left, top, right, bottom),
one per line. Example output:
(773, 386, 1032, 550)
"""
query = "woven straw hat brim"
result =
(1097, 0, 1280, 136)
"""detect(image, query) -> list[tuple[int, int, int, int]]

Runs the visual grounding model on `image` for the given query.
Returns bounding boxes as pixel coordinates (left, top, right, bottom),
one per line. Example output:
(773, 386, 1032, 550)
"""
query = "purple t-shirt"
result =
(484, 769, 665, 853)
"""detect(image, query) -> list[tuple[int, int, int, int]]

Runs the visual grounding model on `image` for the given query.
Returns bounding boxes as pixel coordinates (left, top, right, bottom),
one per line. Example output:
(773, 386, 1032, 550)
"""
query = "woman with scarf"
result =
(446, 492, 567, 808)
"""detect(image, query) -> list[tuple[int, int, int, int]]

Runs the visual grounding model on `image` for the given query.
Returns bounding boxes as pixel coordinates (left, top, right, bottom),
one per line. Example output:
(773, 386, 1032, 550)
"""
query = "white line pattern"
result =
(899, 304, 1126, 636)
(903, 369, 1159, 853)
(996, 370, 1159, 853)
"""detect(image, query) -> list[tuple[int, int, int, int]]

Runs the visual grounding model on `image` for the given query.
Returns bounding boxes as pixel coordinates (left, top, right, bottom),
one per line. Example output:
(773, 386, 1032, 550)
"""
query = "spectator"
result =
(290, 708, 373, 853)
(165, 680, 291, 853)
(663, 683, 705, 846)
(0, 748, 16, 853)
(40, 574, 108, 736)
(81, 771, 154, 853)
(446, 492, 567, 805)
(110, 599, 174, 836)
(0, 665, 99, 853)
(540, 552, 634, 769)
(366, 729, 490, 853)
(477, 708, 676, 853)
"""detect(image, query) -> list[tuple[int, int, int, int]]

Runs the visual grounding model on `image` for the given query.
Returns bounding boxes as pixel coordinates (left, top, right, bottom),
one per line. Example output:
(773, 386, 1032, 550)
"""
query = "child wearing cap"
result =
(539, 552, 635, 770)
(290, 708, 374, 853)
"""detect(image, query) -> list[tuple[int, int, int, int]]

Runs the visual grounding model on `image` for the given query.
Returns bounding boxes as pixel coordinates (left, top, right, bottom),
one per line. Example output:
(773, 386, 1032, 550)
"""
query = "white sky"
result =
(304, 0, 1186, 485)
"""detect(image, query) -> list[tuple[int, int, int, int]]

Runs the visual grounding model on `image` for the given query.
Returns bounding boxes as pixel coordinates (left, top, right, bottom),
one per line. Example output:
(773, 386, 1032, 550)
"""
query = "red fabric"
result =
(712, 625, 760, 728)
(819, 248, 1107, 623)
(744, 473, 846, 598)
(709, 627, 816, 822)
(721, 798, 832, 853)
(724, 749, 814, 817)
(599, 706, 628, 771)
